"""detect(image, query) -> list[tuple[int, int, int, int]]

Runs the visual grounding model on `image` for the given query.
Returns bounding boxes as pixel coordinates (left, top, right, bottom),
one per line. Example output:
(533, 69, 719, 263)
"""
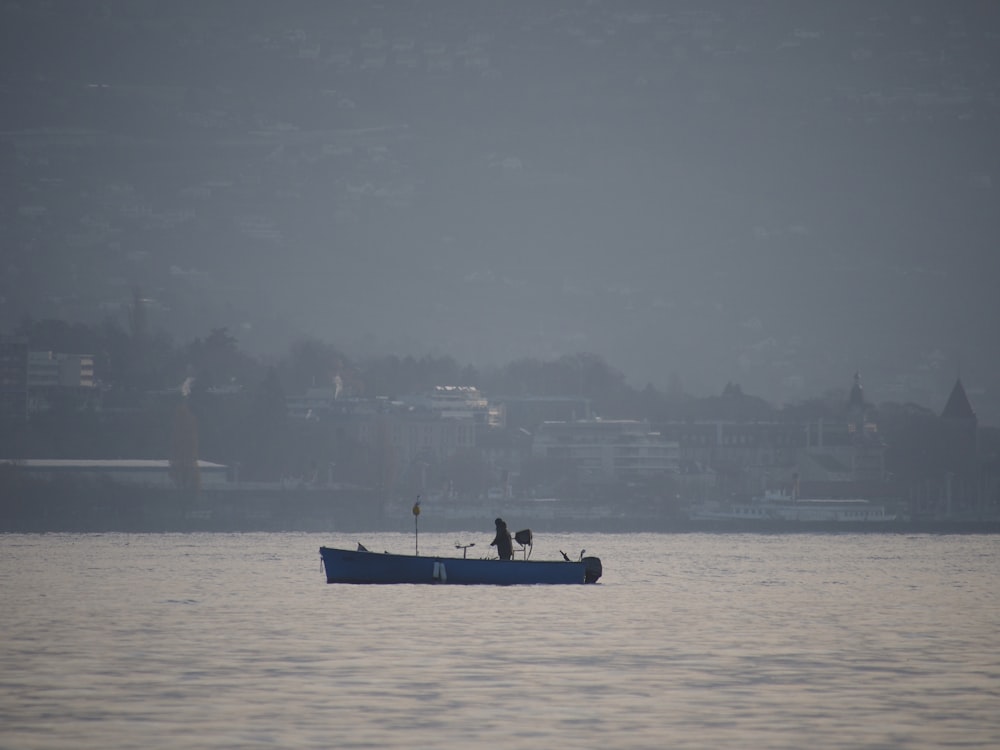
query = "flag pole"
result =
(412, 495, 421, 555)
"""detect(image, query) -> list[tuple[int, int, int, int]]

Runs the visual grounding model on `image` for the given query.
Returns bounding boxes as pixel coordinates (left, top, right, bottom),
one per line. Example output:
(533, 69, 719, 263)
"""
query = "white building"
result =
(532, 419, 679, 483)
(28, 351, 95, 388)
(357, 409, 477, 469)
(400, 386, 491, 425)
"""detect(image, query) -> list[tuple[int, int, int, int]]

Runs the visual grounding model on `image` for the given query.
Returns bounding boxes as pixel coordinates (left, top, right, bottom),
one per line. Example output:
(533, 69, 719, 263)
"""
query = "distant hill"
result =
(2, 0, 998, 423)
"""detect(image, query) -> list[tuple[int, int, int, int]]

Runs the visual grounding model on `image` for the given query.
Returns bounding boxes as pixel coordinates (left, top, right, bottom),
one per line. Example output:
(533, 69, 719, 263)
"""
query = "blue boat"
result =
(319, 545, 602, 585)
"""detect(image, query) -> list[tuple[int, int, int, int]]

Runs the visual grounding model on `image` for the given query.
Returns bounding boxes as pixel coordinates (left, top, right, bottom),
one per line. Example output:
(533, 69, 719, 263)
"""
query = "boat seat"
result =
(514, 528, 533, 559)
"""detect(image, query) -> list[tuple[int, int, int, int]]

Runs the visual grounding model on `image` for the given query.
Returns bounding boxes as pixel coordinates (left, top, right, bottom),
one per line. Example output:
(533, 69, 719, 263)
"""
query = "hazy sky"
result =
(2, 1, 998, 421)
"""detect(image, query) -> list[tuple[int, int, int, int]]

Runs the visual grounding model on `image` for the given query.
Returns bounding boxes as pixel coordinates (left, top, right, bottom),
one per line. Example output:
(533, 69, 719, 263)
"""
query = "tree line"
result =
(4, 298, 995, 495)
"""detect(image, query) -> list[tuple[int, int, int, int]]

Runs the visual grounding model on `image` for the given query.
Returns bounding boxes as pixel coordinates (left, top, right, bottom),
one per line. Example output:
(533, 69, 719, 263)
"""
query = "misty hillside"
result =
(2, 0, 998, 422)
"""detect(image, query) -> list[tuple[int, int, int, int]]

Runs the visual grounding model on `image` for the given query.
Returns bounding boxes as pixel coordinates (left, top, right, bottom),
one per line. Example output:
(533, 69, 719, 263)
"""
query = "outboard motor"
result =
(583, 556, 602, 584)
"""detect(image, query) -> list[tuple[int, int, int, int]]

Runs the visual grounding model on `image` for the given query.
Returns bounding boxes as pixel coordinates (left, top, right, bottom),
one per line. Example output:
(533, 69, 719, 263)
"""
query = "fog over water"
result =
(2, 1, 998, 419)
(2, 532, 998, 749)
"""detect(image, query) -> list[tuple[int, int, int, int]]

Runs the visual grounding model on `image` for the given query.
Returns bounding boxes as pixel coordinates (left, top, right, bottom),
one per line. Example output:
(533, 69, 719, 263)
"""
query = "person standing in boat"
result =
(491, 517, 513, 561)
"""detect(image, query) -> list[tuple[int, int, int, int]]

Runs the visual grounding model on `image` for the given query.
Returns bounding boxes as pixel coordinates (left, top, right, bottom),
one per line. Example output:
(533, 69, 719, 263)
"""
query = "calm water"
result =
(1, 531, 998, 749)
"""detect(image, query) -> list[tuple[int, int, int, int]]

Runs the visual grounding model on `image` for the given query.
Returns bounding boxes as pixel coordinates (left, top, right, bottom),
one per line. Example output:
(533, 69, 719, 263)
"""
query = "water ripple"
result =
(1, 531, 998, 749)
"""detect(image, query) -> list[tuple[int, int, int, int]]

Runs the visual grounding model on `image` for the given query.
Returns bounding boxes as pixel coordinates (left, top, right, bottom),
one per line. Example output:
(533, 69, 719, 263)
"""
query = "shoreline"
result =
(4, 514, 1000, 536)
(3, 480, 999, 534)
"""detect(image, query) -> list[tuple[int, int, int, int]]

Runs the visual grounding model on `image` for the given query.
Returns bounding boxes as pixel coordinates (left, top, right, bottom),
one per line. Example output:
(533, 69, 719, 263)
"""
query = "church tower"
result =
(845, 371, 884, 482)
(847, 371, 867, 436)
(940, 377, 978, 480)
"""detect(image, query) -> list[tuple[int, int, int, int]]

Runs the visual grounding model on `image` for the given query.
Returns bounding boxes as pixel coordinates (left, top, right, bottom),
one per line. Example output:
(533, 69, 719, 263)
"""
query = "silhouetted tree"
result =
(692, 383, 775, 421)
(281, 338, 352, 394)
(16, 316, 98, 354)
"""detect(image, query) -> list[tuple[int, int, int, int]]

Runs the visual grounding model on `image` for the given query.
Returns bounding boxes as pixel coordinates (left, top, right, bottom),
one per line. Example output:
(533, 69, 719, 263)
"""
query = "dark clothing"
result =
(491, 520, 514, 560)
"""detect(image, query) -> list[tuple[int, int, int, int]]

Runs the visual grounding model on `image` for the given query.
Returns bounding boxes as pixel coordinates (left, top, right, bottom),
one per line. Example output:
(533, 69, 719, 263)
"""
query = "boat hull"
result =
(320, 546, 601, 585)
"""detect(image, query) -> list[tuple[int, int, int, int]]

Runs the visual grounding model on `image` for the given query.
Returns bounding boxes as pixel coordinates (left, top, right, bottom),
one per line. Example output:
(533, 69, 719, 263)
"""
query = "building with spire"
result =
(939, 377, 979, 513)
(846, 371, 867, 434)
(941, 377, 977, 424)
(795, 371, 888, 497)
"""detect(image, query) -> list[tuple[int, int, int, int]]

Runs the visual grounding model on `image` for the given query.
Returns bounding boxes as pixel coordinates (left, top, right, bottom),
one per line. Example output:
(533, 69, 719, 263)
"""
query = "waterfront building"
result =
(939, 377, 981, 514)
(0, 458, 229, 488)
(532, 419, 679, 484)
(24, 350, 98, 414)
(27, 351, 95, 388)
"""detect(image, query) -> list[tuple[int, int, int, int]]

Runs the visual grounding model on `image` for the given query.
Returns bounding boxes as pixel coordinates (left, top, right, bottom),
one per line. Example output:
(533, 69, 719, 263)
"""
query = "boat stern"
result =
(583, 556, 602, 584)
